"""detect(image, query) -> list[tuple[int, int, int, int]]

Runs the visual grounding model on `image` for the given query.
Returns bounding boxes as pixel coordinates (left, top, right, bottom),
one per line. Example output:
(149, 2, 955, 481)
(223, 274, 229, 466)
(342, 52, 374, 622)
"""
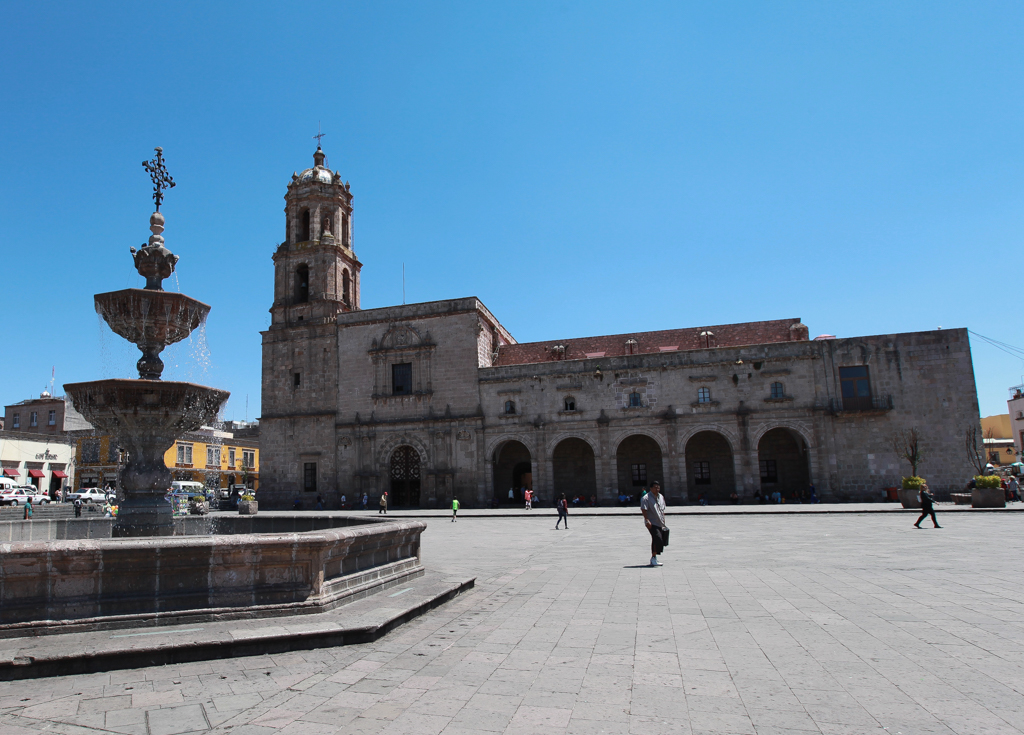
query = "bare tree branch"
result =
(890, 428, 924, 477)
(965, 425, 987, 475)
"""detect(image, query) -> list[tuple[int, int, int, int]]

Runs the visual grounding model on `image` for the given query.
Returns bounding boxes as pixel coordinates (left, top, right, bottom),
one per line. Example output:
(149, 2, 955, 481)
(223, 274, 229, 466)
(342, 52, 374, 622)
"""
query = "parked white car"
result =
(1, 487, 48, 506)
(70, 488, 110, 504)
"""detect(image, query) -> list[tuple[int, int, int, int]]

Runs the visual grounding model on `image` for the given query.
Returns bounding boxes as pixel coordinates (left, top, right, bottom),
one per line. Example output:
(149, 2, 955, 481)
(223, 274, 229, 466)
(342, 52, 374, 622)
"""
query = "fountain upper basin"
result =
(95, 289, 210, 349)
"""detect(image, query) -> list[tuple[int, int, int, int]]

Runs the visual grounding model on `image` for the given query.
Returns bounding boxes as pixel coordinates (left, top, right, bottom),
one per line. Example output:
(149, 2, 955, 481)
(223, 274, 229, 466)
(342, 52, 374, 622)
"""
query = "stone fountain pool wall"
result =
(0, 516, 425, 635)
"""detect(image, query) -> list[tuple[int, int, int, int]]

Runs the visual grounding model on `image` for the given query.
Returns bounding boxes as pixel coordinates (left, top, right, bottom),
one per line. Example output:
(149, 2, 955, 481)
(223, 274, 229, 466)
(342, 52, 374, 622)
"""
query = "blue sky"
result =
(2, 2, 1023, 420)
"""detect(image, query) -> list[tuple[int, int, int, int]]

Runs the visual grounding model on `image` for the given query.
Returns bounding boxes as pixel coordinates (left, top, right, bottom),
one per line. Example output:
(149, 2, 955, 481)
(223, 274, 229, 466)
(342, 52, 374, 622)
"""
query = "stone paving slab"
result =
(0, 572, 474, 682)
(2, 512, 1023, 735)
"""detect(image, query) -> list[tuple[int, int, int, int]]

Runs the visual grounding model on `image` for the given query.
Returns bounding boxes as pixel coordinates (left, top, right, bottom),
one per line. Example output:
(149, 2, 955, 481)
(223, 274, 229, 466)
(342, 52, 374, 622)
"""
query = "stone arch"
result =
(615, 434, 664, 492)
(485, 433, 537, 459)
(376, 433, 429, 469)
(552, 437, 596, 500)
(678, 424, 738, 454)
(493, 439, 533, 504)
(611, 428, 668, 455)
(750, 422, 813, 449)
(545, 432, 599, 457)
(299, 209, 311, 241)
(756, 427, 811, 500)
(684, 430, 735, 503)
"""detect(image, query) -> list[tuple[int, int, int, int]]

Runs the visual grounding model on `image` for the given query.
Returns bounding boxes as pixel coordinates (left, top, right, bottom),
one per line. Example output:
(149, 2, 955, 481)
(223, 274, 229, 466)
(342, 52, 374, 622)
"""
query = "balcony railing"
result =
(829, 395, 893, 413)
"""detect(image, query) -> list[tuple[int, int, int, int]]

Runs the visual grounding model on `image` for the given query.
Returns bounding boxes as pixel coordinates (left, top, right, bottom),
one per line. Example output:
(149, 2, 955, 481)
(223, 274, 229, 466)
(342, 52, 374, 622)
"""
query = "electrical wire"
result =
(968, 330, 1024, 361)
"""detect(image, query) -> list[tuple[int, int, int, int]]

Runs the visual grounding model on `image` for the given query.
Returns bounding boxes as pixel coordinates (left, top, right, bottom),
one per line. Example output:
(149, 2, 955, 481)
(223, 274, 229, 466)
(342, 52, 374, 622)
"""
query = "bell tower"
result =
(269, 146, 361, 329)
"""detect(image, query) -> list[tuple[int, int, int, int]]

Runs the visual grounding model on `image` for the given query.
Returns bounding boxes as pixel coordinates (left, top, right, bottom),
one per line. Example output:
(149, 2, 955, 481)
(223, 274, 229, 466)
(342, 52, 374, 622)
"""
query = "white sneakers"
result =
(650, 556, 662, 567)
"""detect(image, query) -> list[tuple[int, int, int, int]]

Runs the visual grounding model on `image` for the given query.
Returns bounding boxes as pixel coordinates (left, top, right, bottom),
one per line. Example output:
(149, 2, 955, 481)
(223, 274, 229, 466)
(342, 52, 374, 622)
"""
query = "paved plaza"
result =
(2, 510, 1023, 735)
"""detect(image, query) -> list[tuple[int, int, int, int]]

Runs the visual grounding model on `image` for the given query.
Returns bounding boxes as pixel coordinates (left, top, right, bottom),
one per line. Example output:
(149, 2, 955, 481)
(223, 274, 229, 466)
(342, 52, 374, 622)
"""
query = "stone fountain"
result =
(0, 148, 431, 639)
(64, 148, 229, 537)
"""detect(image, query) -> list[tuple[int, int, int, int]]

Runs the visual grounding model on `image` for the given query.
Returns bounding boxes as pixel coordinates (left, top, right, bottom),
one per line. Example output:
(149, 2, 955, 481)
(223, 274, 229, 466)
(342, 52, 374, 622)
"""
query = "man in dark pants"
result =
(914, 482, 941, 528)
(640, 481, 668, 566)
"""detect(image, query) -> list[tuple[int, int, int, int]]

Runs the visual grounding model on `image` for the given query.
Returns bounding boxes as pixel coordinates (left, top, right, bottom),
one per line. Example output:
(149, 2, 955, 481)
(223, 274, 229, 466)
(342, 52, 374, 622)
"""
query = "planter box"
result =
(238, 500, 258, 516)
(972, 487, 1005, 509)
(897, 488, 921, 509)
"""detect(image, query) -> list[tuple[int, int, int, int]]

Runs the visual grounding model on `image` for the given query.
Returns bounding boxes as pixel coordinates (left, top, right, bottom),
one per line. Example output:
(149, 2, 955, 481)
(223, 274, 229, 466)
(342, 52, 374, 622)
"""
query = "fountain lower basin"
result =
(64, 379, 229, 537)
(0, 516, 426, 634)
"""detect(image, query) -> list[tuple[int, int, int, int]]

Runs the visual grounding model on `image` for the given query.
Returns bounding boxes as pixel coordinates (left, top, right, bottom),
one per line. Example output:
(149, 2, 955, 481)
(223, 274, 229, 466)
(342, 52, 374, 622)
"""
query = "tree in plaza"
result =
(890, 427, 924, 478)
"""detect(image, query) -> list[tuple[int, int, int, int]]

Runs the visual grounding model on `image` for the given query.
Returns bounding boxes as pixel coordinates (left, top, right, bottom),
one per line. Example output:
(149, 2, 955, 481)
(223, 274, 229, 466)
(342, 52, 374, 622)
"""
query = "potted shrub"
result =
(972, 474, 1004, 509)
(237, 492, 258, 516)
(898, 476, 924, 509)
(891, 429, 925, 508)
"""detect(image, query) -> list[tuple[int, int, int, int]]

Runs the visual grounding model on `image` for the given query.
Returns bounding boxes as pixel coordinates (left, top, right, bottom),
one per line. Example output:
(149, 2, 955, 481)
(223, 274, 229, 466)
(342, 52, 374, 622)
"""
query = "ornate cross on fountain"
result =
(142, 147, 176, 211)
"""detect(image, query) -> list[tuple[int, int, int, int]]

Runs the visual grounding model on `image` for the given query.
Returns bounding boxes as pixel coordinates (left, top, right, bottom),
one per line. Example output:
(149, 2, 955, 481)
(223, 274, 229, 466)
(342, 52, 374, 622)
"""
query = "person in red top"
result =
(524, 488, 532, 510)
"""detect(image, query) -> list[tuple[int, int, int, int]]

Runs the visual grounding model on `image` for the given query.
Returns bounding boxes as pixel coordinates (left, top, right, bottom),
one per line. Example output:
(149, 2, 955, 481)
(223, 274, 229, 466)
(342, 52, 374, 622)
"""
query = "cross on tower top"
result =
(313, 122, 326, 149)
(142, 147, 175, 212)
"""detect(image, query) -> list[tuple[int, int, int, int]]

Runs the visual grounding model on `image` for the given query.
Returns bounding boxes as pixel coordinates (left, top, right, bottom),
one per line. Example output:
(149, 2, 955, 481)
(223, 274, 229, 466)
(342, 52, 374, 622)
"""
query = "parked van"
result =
(170, 481, 208, 498)
(0, 477, 17, 492)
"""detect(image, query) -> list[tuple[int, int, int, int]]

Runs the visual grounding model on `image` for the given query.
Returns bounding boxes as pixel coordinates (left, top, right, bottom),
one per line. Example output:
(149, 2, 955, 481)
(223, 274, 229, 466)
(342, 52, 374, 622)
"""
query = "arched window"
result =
(564, 396, 576, 411)
(770, 382, 785, 399)
(295, 264, 309, 304)
(697, 387, 711, 404)
(341, 213, 350, 244)
(628, 391, 642, 408)
(300, 209, 311, 241)
(504, 400, 516, 415)
(625, 338, 638, 355)
(342, 270, 351, 305)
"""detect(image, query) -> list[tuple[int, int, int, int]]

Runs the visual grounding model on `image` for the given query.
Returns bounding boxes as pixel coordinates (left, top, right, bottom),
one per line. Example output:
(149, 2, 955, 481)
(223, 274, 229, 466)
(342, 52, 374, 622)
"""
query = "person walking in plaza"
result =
(451, 496, 460, 522)
(555, 493, 569, 529)
(1008, 475, 1020, 502)
(524, 488, 532, 510)
(361, 493, 368, 510)
(23, 497, 33, 520)
(379, 491, 388, 514)
(913, 482, 941, 529)
(73, 497, 82, 517)
(640, 481, 668, 567)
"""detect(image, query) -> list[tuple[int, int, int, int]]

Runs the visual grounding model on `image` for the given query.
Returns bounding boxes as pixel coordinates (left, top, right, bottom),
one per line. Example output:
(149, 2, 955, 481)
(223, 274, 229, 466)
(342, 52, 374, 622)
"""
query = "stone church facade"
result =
(261, 148, 981, 507)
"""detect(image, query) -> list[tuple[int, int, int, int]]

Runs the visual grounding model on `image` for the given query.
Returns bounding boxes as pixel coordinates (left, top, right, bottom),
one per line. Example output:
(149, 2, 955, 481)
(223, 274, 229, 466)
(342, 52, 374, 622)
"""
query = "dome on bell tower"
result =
(296, 147, 338, 183)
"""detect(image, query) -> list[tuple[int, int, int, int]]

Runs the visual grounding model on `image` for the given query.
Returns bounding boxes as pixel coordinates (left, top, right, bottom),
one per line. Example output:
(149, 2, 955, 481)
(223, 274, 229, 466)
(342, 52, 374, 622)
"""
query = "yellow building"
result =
(980, 414, 1017, 466)
(72, 424, 259, 492)
(165, 429, 260, 491)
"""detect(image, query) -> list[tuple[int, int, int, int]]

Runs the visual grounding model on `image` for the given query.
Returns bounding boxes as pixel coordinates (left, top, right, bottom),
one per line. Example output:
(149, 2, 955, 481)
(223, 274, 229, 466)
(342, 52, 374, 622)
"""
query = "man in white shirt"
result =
(640, 481, 667, 567)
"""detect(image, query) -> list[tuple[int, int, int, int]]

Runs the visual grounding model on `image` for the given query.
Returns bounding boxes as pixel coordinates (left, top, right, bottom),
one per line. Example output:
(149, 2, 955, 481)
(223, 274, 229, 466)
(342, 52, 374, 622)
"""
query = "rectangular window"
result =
(228, 447, 236, 468)
(207, 446, 220, 468)
(304, 462, 317, 492)
(48, 410, 56, 426)
(293, 372, 301, 388)
(989, 451, 1001, 463)
(82, 438, 100, 463)
(693, 461, 711, 485)
(839, 366, 872, 410)
(12, 413, 19, 429)
(631, 463, 647, 486)
(759, 459, 778, 483)
(177, 443, 193, 466)
(243, 450, 255, 469)
(30, 412, 38, 427)
(392, 363, 412, 395)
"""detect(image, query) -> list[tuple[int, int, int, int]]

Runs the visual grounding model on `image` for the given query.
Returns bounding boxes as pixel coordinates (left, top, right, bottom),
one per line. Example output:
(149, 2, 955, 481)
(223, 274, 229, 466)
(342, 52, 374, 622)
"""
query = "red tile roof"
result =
(493, 319, 807, 367)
